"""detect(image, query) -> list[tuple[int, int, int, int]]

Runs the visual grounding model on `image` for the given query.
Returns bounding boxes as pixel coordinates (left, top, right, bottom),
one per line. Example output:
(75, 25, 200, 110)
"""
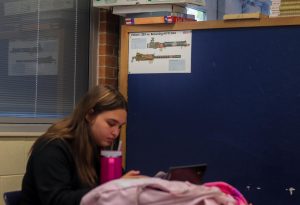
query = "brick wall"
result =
(98, 9, 121, 87)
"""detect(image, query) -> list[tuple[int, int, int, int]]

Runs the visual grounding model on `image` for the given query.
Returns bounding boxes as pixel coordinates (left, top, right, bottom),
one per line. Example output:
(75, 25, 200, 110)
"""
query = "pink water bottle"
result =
(100, 150, 122, 184)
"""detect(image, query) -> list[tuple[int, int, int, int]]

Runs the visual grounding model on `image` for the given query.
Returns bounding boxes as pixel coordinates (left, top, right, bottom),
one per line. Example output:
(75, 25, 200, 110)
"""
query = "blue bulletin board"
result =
(121, 18, 300, 205)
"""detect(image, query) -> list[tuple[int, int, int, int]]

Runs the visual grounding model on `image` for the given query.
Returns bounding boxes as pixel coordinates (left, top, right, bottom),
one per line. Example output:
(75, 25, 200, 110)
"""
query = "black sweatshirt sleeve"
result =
(31, 140, 91, 205)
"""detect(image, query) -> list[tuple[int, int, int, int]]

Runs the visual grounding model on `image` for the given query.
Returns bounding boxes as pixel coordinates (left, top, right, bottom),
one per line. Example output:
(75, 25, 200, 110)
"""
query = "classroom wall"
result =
(0, 137, 36, 205)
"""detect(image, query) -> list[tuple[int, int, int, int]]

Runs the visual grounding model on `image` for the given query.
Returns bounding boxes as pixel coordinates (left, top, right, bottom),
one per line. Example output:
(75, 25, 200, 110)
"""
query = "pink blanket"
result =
(81, 178, 249, 205)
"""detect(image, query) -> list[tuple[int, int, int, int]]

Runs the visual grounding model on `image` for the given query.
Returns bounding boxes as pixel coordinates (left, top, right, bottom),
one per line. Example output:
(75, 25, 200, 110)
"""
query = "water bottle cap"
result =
(101, 150, 122, 157)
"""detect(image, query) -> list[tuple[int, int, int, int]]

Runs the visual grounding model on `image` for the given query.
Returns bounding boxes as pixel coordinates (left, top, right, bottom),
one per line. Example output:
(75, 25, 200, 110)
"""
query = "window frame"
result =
(0, 5, 99, 135)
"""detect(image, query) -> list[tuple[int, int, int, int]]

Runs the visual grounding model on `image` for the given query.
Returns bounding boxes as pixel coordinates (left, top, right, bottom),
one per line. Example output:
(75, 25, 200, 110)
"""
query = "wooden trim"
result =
(0, 132, 42, 137)
(122, 16, 300, 33)
(119, 26, 130, 168)
(119, 16, 300, 167)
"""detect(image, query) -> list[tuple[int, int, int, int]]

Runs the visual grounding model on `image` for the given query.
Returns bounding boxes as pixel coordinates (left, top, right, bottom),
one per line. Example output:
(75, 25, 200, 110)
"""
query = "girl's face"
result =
(88, 109, 127, 147)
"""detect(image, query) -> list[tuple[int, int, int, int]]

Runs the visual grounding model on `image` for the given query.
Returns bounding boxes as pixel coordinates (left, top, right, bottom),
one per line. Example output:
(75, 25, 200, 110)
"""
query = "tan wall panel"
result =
(0, 138, 25, 175)
(0, 175, 23, 205)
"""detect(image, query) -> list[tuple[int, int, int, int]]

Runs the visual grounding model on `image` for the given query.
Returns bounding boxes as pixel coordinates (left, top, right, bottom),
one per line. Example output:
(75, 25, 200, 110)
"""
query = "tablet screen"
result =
(167, 164, 207, 185)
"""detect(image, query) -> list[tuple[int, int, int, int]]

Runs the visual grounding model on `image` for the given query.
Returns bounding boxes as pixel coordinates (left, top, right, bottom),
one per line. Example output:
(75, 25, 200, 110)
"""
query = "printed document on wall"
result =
(128, 30, 192, 74)
(8, 39, 59, 76)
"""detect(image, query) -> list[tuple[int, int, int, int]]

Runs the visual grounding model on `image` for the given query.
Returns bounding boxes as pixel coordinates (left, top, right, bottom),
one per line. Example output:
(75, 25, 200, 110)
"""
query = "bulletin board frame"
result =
(119, 16, 300, 204)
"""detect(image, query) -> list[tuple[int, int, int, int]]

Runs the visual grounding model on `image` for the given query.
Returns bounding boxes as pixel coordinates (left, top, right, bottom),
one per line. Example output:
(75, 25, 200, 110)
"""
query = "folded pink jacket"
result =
(80, 178, 243, 205)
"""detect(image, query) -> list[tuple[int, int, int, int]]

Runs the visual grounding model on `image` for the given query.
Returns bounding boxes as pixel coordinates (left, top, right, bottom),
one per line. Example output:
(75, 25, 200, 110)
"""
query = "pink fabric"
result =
(204, 181, 248, 205)
(80, 178, 237, 205)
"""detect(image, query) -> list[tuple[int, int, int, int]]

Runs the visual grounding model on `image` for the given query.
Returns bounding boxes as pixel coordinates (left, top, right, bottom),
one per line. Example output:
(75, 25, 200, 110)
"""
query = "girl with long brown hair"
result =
(21, 85, 141, 205)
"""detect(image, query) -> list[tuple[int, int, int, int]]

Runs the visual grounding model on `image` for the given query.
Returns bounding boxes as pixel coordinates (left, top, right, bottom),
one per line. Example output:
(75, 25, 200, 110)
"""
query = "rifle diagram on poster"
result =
(8, 39, 59, 76)
(128, 30, 192, 74)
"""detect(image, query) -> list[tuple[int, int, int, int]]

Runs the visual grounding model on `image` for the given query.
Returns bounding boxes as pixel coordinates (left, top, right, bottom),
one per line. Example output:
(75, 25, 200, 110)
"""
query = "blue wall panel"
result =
(126, 26, 300, 204)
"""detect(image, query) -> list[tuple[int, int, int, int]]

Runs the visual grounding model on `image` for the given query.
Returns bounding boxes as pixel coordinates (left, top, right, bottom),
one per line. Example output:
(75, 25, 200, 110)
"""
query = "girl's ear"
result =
(85, 109, 94, 122)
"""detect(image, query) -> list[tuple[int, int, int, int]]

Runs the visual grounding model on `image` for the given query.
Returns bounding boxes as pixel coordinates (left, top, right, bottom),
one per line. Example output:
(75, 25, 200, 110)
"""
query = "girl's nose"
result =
(112, 127, 120, 138)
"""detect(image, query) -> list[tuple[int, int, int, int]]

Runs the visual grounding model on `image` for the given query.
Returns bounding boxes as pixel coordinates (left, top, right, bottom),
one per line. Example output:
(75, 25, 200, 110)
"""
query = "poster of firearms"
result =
(8, 39, 59, 76)
(128, 30, 191, 74)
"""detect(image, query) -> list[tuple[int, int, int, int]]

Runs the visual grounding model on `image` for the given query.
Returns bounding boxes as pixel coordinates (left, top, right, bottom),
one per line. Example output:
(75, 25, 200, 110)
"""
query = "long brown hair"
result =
(31, 85, 127, 187)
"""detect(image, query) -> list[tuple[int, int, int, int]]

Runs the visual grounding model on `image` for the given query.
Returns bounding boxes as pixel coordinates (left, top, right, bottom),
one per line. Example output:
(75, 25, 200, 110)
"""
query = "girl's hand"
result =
(122, 170, 149, 179)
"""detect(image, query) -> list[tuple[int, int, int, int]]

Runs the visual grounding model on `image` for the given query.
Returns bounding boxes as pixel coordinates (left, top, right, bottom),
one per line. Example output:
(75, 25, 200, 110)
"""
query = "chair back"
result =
(3, 191, 22, 205)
